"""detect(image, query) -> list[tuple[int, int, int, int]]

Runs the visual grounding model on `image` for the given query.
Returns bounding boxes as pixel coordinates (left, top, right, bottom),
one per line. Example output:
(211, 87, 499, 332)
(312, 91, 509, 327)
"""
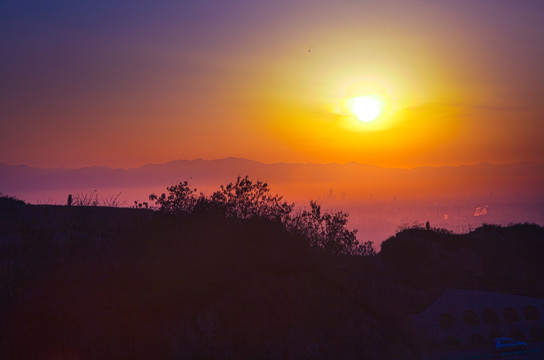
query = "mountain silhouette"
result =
(1, 159, 543, 201)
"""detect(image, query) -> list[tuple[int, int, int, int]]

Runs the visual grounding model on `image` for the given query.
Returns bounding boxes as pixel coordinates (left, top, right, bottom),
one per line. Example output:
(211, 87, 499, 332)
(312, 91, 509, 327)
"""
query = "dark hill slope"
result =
(0, 200, 411, 360)
(3, 198, 542, 359)
(380, 224, 544, 298)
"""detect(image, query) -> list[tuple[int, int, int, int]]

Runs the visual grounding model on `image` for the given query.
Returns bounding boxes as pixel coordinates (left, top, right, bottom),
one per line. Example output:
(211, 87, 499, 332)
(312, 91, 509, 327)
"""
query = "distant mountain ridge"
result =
(1, 158, 543, 200)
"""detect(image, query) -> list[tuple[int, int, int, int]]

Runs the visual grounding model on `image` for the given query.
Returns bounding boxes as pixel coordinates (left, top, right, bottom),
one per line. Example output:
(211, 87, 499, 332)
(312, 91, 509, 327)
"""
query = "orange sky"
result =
(1, 0, 543, 168)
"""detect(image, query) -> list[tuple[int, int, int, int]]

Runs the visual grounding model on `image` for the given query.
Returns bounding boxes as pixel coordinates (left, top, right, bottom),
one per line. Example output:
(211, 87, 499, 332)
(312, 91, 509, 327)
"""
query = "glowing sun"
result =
(349, 95, 382, 122)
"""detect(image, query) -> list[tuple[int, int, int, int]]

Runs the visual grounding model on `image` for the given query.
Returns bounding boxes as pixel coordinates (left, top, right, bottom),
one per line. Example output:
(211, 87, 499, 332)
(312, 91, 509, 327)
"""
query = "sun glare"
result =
(350, 96, 382, 122)
(335, 80, 395, 132)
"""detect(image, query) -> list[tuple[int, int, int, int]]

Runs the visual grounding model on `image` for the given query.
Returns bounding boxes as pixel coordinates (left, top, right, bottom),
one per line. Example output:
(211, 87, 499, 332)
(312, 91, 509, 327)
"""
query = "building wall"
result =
(411, 289, 544, 351)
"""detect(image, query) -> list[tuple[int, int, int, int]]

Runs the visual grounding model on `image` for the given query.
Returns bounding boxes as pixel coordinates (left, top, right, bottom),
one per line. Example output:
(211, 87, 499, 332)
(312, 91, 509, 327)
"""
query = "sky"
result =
(2, 0, 544, 169)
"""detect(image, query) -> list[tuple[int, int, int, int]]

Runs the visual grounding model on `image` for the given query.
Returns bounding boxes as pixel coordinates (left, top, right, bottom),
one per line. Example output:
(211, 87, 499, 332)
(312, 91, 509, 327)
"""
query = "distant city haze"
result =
(3, 158, 543, 247)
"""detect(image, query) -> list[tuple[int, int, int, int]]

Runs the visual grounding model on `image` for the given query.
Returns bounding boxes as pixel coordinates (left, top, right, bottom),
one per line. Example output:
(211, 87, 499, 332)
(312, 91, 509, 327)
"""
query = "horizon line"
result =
(1, 157, 543, 172)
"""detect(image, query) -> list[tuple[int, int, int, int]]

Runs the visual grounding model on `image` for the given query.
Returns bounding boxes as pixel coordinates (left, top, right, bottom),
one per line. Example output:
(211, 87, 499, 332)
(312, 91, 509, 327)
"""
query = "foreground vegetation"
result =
(148, 176, 374, 256)
(1, 181, 543, 359)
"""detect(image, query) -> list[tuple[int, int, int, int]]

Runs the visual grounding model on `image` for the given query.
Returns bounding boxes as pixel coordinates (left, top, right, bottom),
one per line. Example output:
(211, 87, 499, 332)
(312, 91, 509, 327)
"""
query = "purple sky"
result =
(2, 0, 544, 168)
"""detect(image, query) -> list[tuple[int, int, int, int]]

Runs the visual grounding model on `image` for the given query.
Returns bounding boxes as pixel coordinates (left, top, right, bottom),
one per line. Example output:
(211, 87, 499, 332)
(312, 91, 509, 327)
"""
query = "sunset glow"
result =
(348, 96, 382, 122)
(0, 1, 543, 170)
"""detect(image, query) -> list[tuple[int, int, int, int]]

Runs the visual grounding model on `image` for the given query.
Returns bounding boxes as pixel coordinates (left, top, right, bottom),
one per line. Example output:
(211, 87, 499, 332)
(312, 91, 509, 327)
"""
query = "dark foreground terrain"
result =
(1, 195, 543, 359)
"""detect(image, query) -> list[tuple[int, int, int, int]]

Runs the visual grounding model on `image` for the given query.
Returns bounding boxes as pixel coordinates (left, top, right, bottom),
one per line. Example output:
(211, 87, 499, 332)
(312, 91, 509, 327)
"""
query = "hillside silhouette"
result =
(1, 186, 543, 359)
(3, 159, 543, 248)
(380, 223, 544, 298)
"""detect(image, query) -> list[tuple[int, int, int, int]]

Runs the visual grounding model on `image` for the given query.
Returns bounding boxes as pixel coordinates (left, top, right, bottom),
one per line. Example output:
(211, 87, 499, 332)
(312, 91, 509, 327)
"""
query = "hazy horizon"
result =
(3, 158, 543, 247)
(3, 156, 544, 170)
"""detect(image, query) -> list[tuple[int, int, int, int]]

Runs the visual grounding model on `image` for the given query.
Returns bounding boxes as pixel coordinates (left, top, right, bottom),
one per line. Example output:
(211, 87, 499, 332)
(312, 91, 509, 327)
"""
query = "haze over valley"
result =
(3, 158, 542, 246)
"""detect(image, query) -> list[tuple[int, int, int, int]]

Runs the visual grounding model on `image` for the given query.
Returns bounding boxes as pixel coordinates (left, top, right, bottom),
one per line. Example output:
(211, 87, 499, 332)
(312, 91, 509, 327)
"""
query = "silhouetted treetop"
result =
(149, 180, 199, 214)
(210, 175, 294, 222)
(288, 200, 373, 256)
(149, 176, 372, 256)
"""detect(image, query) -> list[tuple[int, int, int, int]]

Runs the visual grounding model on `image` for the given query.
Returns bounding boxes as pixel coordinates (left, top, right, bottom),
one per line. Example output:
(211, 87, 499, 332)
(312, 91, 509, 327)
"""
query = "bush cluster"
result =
(149, 176, 374, 256)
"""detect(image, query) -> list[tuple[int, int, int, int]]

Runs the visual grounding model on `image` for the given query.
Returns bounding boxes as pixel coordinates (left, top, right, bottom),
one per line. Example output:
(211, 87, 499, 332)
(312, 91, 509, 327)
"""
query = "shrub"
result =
(210, 175, 293, 222)
(149, 176, 372, 256)
(149, 180, 199, 214)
